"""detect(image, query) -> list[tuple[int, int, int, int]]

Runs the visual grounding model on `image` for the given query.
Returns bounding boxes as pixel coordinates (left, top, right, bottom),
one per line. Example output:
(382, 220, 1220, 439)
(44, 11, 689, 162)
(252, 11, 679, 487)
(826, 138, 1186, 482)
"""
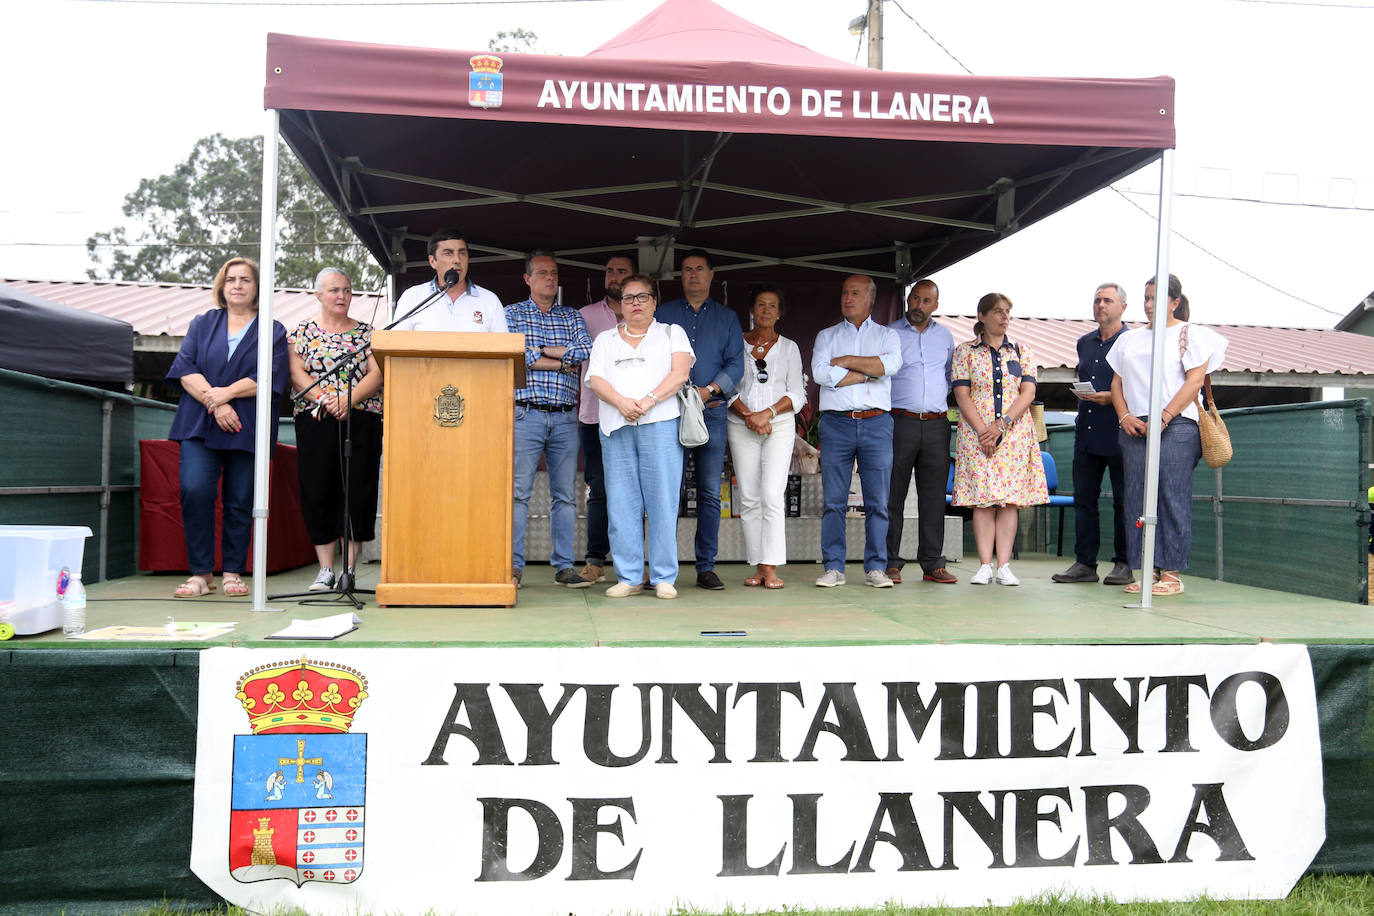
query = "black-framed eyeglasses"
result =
(754, 357, 768, 383)
(622, 292, 656, 305)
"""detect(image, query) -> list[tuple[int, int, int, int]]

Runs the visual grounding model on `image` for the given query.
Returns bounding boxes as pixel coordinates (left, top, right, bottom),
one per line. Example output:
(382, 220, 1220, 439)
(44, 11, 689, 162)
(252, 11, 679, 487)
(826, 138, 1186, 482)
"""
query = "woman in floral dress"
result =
(951, 293, 1048, 585)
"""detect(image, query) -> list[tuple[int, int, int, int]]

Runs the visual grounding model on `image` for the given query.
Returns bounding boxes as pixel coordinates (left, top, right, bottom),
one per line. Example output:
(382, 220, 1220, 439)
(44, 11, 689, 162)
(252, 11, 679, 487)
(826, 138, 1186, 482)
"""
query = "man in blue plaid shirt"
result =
(505, 250, 594, 588)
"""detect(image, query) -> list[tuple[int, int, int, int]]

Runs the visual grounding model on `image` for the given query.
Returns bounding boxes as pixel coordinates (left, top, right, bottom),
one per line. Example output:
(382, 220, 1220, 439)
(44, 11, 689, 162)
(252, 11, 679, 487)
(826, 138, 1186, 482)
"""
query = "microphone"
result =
(443, 268, 460, 288)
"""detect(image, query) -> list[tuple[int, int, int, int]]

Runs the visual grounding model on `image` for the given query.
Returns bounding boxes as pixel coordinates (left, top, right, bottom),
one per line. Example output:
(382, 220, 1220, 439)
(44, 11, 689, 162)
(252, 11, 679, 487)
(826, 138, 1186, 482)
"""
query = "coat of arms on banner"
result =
(228, 656, 368, 887)
(469, 55, 504, 109)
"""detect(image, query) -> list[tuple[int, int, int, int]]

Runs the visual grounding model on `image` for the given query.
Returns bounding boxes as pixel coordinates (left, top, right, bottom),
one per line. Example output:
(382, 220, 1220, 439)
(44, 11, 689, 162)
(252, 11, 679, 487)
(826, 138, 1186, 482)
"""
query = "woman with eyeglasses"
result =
(726, 285, 806, 588)
(950, 293, 1047, 586)
(584, 275, 695, 599)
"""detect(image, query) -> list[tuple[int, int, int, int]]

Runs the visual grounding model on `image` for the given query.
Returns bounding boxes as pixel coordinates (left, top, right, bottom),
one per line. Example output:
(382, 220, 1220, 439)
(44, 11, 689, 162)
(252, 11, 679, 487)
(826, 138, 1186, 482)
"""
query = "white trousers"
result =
(726, 411, 794, 566)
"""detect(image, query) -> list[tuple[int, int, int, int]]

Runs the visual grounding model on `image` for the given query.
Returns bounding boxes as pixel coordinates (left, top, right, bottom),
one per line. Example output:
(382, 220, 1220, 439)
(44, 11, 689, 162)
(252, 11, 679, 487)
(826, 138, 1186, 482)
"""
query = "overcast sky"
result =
(2, 0, 1371, 327)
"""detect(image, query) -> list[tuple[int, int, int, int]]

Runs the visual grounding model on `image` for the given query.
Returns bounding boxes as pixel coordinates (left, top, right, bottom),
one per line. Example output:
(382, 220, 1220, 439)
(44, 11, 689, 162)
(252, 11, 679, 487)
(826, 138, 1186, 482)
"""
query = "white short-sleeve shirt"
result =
(584, 321, 694, 435)
(1107, 322, 1228, 421)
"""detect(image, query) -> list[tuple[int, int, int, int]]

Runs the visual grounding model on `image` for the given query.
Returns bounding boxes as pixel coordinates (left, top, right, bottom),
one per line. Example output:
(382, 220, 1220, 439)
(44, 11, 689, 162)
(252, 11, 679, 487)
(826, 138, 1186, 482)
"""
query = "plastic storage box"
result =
(0, 525, 94, 639)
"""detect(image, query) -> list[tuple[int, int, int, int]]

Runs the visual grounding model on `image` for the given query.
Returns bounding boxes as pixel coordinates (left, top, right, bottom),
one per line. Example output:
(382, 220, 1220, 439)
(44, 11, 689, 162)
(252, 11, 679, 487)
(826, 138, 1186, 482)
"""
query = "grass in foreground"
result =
(114, 873, 1374, 916)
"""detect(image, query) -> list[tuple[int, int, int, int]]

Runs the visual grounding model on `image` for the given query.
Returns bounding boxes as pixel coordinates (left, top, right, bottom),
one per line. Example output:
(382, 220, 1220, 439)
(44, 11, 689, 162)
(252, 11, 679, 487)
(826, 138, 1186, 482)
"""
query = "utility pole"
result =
(866, 0, 883, 70)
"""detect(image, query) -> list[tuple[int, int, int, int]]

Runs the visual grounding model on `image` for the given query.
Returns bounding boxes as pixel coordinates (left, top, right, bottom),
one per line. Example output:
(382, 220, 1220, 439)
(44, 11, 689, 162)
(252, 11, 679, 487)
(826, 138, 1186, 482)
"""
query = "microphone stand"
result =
(270, 344, 372, 611)
(386, 271, 459, 331)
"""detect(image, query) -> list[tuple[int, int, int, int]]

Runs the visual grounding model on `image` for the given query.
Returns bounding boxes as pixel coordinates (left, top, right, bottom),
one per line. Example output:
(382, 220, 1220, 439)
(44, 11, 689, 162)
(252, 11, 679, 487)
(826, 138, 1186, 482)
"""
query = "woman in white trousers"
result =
(726, 285, 807, 588)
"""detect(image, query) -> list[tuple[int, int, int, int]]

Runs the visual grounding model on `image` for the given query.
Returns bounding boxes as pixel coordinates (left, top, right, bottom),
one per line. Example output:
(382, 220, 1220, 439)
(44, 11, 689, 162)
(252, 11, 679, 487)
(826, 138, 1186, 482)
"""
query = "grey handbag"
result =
(677, 383, 709, 447)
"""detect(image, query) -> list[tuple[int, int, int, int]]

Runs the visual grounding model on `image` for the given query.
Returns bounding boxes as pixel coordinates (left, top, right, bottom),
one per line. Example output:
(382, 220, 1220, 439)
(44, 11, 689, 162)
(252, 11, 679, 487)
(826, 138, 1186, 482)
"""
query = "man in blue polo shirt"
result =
(657, 248, 745, 590)
(1053, 283, 1133, 586)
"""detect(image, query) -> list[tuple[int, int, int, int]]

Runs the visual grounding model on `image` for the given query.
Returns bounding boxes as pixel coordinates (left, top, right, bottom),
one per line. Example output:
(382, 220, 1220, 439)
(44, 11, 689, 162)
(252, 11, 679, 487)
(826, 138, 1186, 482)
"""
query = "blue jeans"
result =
(178, 437, 254, 575)
(1121, 417, 1201, 571)
(683, 406, 728, 571)
(819, 411, 893, 572)
(579, 422, 608, 565)
(512, 407, 580, 573)
(602, 419, 684, 586)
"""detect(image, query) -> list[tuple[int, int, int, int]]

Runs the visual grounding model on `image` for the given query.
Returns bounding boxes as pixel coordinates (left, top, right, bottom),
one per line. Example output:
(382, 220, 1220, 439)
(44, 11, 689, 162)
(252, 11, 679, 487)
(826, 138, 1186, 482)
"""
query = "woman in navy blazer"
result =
(166, 257, 288, 597)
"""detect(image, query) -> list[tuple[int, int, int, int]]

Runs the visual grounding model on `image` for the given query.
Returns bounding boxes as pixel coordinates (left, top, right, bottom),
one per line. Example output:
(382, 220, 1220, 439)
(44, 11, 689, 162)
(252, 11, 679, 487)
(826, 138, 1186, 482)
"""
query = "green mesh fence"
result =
(0, 368, 297, 583)
(1043, 400, 1370, 604)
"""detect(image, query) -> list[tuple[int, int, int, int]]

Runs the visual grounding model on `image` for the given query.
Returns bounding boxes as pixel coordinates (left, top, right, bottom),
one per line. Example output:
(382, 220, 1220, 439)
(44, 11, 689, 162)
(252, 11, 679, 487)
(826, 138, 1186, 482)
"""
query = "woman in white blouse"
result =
(1107, 274, 1228, 597)
(584, 275, 695, 599)
(726, 285, 806, 588)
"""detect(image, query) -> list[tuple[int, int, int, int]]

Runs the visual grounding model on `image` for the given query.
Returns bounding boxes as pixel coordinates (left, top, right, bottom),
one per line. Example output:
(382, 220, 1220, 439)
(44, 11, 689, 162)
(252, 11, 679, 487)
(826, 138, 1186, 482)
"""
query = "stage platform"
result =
(11, 553, 1372, 649)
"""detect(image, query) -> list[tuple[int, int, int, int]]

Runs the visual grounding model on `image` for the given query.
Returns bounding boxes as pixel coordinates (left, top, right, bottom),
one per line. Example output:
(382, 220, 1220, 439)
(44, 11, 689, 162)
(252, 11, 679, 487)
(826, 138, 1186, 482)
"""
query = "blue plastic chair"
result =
(1041, 451, 1076, 556)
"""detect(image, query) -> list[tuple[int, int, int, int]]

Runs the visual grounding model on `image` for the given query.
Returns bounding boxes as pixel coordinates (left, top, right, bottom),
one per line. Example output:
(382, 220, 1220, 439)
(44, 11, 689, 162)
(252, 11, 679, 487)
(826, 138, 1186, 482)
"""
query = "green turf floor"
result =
(9, 554, 1371, 649)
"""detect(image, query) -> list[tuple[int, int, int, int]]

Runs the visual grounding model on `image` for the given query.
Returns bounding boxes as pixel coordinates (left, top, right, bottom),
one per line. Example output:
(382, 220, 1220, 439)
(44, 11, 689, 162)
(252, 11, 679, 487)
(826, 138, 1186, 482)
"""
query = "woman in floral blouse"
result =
(288, 267, 383, 592)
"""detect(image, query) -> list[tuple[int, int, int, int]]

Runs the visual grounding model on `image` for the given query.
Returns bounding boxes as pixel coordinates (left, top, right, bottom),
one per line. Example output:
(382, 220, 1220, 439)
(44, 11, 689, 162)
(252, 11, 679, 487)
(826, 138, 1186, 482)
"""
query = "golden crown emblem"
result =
(236, 656, 368, 735)
(469, 55, 504, 74)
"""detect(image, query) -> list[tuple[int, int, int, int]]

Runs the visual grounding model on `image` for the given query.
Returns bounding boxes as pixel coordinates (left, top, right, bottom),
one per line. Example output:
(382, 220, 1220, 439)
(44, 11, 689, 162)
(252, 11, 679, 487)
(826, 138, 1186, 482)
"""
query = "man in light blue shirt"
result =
(885, 279, 958, 585)
(811, 275, 903, 588)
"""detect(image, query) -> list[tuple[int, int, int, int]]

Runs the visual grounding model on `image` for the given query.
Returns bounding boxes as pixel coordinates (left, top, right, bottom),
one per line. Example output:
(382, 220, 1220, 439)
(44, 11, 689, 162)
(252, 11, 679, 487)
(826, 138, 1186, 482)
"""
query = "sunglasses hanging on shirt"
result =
(754, 357, 768, 383)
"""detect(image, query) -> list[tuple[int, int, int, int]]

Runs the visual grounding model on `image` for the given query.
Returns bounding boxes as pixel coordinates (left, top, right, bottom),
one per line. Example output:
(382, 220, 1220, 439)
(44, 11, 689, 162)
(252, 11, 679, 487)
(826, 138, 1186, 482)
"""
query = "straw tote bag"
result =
(1179, 325, 1232, 468)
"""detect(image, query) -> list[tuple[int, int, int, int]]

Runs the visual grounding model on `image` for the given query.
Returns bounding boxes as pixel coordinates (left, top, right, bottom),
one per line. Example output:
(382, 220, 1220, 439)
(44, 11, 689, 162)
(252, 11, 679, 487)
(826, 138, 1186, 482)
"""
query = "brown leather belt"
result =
(892, 409, 947, 420)
(824, 408, 886, 420)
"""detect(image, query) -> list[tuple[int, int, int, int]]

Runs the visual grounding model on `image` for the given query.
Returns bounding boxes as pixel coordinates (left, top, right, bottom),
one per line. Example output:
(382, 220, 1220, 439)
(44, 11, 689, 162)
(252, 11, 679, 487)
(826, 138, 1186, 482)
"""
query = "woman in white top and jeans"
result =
(727, 285, 807, 589)
(1107, 274, 1228, 597)
(584, 275, 695, 599)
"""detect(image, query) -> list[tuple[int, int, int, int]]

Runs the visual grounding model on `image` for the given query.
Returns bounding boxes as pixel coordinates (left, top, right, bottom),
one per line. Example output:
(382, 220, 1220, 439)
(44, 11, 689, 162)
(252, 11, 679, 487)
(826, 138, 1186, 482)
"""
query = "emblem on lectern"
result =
(434, 385, 465, 427)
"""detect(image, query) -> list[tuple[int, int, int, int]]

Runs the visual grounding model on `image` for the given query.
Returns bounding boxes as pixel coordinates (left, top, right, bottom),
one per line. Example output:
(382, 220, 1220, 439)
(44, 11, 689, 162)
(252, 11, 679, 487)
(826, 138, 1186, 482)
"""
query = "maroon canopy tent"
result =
(262, 0, 1174, 297)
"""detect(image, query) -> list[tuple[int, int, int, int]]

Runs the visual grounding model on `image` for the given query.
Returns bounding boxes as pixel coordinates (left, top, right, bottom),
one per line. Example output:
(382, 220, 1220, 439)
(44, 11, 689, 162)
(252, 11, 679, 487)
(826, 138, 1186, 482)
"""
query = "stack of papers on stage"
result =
(75, 621, 237, 641)
(266, 612, 361, 640)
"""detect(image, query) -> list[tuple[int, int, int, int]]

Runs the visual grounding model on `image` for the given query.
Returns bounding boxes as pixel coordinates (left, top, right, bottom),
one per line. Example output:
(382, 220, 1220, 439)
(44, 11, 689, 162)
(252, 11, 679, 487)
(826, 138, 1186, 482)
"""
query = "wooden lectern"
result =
(370, 331, 525, 607)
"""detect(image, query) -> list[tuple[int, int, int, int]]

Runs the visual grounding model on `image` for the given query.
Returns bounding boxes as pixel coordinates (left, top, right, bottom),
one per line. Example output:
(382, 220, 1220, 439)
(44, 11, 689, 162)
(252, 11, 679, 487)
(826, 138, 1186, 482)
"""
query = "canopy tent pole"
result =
(1135, 148, 1175, 609)
(251, 108, 283, 613)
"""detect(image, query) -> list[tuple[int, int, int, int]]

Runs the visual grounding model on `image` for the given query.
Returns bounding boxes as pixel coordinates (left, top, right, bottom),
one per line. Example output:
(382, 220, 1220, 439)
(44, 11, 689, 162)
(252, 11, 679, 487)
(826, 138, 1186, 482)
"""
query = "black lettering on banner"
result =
(786, 793, 855, 874)
(1077, 678, 1145, 756)
(883, 681, 939, 760)
(1209, 671, 1289, 751)
(795, 683, 880, 762)
(423, 684, 513, 766)
(852, 792, 941, 872)
(1169, 783, 1255, 863)
(657, 683, 732, 764)
(734, 682, 803, 762)
(1007, 680, 1074, 759)
(941, 790, 1008, 868)
(568, 797, 643, 881)
(1145, 675, 1210, 753)
(476, 798, 563, 881)
(502, 683, 579, 765)
(718, 795, 785, 877)
(1081, 784, 1164, 865)
(581, 684, 654, 767)
(1008, 786, 1079, 867)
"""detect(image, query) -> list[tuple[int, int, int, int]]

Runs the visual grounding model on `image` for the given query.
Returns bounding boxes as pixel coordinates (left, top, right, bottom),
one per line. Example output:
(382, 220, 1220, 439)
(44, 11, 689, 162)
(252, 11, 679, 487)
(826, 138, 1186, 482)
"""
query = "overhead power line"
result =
(1116, 188, 1374, 213)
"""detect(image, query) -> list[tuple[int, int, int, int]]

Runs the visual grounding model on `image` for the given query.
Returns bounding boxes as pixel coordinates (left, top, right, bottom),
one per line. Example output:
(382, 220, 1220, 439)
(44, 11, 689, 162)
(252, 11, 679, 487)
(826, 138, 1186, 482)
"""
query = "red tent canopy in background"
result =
(264, 0, 1174, 305)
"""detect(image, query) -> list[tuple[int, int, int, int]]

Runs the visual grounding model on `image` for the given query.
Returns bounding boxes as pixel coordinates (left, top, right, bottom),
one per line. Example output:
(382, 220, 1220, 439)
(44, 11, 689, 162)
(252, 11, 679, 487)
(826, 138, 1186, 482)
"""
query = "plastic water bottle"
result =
(62, 570, 87, 636)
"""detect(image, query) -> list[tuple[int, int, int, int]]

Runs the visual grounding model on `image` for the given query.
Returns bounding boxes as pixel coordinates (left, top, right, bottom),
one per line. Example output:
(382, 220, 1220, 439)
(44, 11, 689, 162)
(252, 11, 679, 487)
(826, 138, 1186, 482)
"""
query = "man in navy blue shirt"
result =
(1053, 283, 1133, 586)
(657, 249, 745, 590)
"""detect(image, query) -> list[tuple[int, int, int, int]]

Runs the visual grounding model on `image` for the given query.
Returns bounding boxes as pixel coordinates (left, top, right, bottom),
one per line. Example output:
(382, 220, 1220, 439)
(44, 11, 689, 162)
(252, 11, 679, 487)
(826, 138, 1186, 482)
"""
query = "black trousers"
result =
(886, 415, 951, 573)
(293, 409, 383, 546)
(1071, 444, 1127, 567)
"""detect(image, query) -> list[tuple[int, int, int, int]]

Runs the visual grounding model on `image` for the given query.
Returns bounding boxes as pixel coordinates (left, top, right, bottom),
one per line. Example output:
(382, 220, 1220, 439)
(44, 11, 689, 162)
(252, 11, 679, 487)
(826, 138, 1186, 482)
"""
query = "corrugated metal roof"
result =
(7, 278, 1374, 380)
(931, 314, 1374, 379)
(2, 278, 388, 337)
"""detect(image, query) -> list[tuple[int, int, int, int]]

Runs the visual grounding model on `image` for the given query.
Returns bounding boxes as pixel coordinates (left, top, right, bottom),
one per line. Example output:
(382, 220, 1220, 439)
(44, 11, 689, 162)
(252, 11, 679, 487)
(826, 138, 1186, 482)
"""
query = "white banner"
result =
(191, 644, 1324, 915)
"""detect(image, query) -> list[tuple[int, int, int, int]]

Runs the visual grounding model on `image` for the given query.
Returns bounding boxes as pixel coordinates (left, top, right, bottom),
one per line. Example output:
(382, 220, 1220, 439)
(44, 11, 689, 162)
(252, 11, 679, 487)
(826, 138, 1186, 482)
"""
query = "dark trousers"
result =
(580, 421, 609, 565)
(293, 410, 383, 546)
(178, 437, 253, 576)
(1071, 444, 1127, 567)
(886, 415, 950, 573)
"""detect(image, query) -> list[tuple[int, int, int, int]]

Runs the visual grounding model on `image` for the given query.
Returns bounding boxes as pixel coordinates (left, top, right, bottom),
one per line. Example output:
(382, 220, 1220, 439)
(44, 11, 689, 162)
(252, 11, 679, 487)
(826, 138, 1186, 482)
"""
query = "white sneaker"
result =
(864, 569, 894, 588)
(996, 564, 1020, 586)
(969, 564, 994, 585)
(815, 568, 846, 587)
(308, 568, 335, 592)
(606, 582, 643, 598)
(655, 582, 678, 599)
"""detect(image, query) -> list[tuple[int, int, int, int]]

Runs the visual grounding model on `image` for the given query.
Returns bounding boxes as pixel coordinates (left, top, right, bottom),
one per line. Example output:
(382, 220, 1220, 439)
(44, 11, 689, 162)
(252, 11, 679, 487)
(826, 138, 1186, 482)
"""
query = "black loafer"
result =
(1102, 562, 1135, 586)
(696, 570, 726, 590)
(1051, 562, 1099, 583)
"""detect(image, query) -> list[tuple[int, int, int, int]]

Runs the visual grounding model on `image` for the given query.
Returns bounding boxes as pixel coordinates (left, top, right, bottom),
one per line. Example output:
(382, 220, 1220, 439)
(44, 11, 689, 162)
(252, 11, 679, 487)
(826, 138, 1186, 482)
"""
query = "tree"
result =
(86, 133, 383, 290)
(488, 29, 540, 53)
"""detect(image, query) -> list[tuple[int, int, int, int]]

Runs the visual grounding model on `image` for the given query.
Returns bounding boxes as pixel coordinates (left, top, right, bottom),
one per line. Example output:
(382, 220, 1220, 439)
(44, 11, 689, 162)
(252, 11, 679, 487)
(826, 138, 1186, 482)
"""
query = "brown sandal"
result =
(173, 575, 215, 598)
(764, 577, 785, 589)
(743, 575, 764, 587)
